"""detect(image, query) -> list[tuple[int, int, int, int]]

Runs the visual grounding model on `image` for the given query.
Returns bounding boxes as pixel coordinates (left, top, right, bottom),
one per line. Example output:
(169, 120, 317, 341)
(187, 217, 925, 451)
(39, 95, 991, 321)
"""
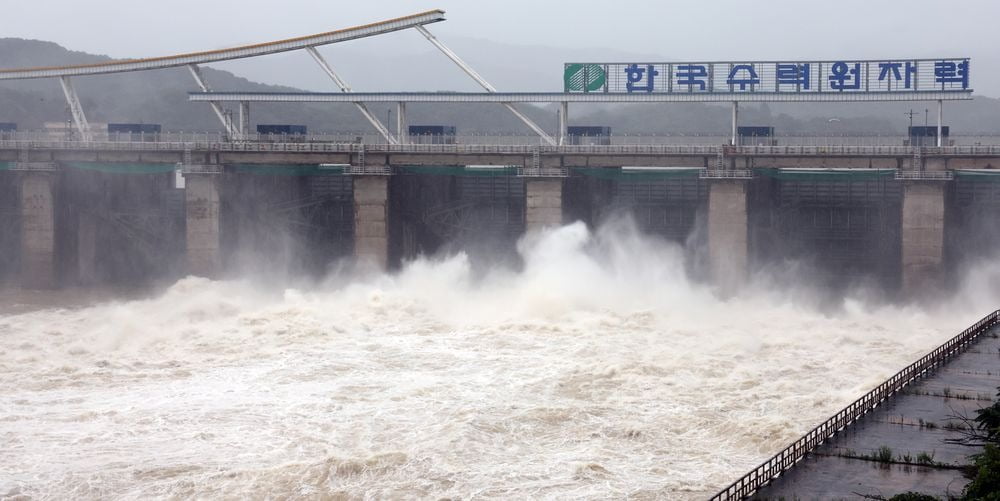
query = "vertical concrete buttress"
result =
(353, 176, 389, 269)
(901, 182, 945, 293)
(185, 174, 221, 277)
(708, 180, 749, 295)
(525, 178, 564, 231)
(19, 172, 57, 289)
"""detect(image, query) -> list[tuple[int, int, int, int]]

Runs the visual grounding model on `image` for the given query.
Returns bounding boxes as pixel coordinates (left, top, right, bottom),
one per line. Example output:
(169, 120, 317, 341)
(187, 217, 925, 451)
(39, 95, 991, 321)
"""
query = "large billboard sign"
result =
(564, 59, 970, 95)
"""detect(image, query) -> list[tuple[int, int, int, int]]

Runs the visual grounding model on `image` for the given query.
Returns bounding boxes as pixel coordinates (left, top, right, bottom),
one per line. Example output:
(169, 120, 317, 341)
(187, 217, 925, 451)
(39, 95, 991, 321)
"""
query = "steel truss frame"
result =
(0, 9, 972, 147)
(58, 77, 92, 141)
(187, 64, 239, 140)
(0, 10, 452, 142)
(306, 47, 396, 144)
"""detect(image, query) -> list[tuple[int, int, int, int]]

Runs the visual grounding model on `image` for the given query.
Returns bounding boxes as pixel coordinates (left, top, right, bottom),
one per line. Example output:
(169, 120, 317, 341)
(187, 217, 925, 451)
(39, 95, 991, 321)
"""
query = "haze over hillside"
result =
(2, 37, 1000, 135)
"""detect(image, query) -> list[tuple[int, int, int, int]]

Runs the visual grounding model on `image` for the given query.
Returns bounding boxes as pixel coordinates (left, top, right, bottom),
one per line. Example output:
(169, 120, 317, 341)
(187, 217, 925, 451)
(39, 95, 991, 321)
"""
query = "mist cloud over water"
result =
(1, 220, 998, 499)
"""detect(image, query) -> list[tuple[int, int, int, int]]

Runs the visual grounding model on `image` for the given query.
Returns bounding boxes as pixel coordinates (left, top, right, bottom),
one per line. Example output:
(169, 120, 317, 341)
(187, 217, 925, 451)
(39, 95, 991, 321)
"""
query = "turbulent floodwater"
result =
(2, 222, 999, 500)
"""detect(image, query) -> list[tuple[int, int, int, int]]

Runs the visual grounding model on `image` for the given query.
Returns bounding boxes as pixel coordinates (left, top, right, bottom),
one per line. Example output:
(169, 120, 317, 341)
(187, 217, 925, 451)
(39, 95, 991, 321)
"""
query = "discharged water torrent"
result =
(2, 222, 1000, 499)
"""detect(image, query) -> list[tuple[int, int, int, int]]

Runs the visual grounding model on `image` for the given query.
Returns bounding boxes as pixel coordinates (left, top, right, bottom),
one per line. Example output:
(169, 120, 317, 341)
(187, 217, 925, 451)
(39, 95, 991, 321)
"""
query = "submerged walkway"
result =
(711, 310, 1000, 500)
(753, 329, 1000, 499)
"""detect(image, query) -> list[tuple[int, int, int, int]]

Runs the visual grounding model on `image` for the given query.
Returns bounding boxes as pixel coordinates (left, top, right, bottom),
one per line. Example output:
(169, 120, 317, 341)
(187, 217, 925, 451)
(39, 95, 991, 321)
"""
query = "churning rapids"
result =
(2, 222, 999, 500)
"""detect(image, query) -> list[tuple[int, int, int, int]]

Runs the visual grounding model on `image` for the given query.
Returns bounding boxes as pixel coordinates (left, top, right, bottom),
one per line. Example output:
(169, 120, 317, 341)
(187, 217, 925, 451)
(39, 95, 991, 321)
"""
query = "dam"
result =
(1, 8, 999, 500)
(2, 137, 999, 296)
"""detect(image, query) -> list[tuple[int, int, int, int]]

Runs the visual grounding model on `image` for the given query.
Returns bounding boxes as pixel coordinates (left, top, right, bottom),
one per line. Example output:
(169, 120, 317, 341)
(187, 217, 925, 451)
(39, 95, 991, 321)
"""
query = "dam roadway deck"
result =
(712, 310, 1000, 500)
(3, 139, 1000, 171)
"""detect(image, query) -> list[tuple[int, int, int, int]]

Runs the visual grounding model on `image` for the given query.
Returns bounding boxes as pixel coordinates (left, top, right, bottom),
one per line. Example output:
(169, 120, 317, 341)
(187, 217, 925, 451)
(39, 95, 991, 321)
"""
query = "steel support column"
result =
(305, 47, 396, 144)
(239, 101, 250, 138)
(187, 64, 239, 139)
(396, 102, 408, 145)
(558, 102, 568, 146)
(731, 101, 739, 146)
(58, 76, 91, 141)
(937, 99, 943, 147)
(415, 25, 557, 146)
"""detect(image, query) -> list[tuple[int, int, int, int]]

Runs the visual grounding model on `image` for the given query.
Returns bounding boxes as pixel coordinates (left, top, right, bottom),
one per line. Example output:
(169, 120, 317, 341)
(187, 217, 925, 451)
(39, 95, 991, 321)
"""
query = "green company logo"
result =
(564, 64, 606, 92)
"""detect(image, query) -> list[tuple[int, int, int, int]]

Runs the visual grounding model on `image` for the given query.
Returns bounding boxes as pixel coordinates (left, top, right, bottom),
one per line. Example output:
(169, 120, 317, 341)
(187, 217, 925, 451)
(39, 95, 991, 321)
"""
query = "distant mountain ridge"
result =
(1, 38, 999, 135)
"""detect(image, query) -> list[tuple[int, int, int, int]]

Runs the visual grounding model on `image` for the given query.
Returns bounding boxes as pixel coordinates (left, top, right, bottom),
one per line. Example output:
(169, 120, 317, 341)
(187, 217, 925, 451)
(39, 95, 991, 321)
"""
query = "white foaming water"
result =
(1, 221, 998, 500)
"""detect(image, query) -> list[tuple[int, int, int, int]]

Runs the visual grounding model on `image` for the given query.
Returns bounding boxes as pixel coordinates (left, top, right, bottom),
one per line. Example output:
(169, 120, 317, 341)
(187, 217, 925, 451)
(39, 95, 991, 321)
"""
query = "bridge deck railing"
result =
(2, 130, 1000, 147)
(3, 137, 1000, 157)
(709, 309, 1000, 501)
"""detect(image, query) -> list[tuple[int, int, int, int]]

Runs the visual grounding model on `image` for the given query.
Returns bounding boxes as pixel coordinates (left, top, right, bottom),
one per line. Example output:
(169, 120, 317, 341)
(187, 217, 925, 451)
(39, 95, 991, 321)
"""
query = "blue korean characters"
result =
(677, 64, 708, 90)
(776, 63, 810, 89)
(934, 60, 969, 89)
(828, 62, 861, 90)
(563, 59, 971, 94)
(726, 65, 760, 90)
(878, 62, 917, 90)
(624, 64, 658, 92)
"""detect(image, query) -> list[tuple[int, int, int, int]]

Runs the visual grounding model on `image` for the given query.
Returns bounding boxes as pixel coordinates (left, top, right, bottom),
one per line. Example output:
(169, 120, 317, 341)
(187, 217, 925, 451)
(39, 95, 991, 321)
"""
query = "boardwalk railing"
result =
(710, 309, 1000, 501)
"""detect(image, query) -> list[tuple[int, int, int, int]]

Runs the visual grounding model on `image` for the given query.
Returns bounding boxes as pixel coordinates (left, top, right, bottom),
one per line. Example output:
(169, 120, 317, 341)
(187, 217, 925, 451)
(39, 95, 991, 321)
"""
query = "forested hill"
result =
(1, 38, 999, 135)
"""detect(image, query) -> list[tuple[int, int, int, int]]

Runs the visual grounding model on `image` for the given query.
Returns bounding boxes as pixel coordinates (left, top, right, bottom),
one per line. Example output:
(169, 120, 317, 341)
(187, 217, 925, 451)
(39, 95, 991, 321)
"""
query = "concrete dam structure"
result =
(2, 140, 999, 294)
(0, 9, 986, 296)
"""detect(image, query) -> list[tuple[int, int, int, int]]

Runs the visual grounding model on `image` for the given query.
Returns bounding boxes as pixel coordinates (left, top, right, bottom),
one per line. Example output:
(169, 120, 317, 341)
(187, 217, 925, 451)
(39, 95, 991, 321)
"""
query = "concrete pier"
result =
(353, 175, 389, 269)
(19, 171, 57, 289)
(184, 173, 222, 277)
(708, 180, 748, 294)
(901, 182, 946, 293)
(525, 178, 563, 231)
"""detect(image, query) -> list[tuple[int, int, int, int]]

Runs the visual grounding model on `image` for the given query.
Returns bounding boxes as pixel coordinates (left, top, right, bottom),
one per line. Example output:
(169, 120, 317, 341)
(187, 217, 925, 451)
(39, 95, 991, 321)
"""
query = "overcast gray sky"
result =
(3, 0, 999, 95)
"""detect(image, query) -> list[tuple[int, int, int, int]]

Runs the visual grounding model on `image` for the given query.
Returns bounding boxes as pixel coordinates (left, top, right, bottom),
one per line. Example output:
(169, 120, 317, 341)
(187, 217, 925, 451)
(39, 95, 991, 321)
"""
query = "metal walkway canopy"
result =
(0, 10, 445, 80)
(189, 90, 974, 104)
